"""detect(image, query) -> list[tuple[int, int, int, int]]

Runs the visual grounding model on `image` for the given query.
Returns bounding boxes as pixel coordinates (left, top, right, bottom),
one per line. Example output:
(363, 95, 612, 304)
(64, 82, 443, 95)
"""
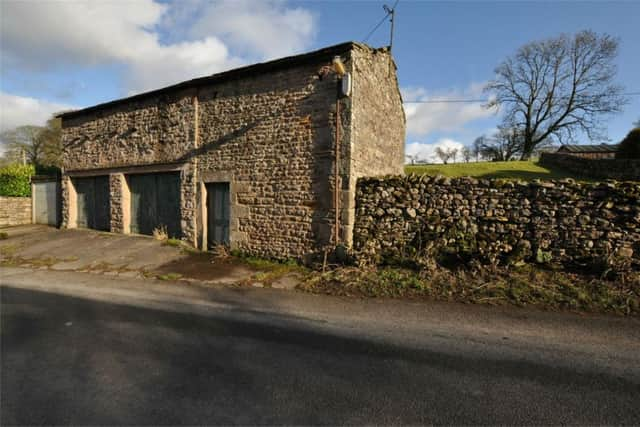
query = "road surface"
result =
(2, 267, 639, 425)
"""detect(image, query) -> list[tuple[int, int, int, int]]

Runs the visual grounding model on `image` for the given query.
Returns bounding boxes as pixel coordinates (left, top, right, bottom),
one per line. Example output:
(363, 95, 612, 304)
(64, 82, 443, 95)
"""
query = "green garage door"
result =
(74, 176, 110, 231)
(128, 172, 181, 238)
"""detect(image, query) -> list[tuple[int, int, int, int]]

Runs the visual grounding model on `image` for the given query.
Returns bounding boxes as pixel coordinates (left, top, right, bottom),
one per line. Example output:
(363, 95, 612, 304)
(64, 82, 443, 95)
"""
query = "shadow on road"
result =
(2, 286, 639, 425)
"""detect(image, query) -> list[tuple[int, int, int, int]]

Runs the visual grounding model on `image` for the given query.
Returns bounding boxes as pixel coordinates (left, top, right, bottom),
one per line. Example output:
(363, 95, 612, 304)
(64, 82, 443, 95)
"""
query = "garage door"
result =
(128, 172, 181, 238)
(74, 176, 110, 231)
(33, 180, 59, 226)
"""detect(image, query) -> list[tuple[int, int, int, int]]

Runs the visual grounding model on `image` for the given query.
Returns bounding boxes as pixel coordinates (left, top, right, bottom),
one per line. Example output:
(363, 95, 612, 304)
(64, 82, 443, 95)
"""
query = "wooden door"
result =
(73, 176, 110, 231)
(128, 172, 181, 238)
(206, 183, 230, 248)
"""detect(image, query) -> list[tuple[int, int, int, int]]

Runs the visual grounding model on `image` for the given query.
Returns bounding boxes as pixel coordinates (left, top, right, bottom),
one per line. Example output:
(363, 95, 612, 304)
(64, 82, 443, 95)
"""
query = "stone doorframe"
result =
(198, 171, 248, 252)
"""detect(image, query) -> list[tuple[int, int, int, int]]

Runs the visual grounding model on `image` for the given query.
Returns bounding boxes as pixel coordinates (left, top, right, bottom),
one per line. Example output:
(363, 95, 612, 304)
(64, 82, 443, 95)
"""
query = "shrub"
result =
(0, 164, 35, 197)
(616, 128, 640, 159)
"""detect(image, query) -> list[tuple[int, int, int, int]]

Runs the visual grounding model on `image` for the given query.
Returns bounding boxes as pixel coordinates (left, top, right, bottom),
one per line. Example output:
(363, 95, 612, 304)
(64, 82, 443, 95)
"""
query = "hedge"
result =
(0, 164, 35, 197)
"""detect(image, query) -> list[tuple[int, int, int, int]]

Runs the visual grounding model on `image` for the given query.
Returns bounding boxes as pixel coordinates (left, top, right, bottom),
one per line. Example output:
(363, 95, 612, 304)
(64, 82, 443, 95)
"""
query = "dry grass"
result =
(298, 265, 640, 316)
(156, 272, 183, 281)
(152, 225, 168, 241)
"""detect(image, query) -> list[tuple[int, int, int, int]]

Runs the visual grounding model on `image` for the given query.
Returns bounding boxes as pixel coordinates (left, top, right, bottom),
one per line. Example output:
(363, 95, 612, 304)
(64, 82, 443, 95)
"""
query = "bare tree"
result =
(478, 127, 523, 161)
(434, 147, 448, 164)
(405, 154, 418, 165)
(485, 30, 628, 159)
(472, 136, 485, 161)
(434, 146, 458, 164)
(450, 148, 458, 163)
(461, 147, 472, 163)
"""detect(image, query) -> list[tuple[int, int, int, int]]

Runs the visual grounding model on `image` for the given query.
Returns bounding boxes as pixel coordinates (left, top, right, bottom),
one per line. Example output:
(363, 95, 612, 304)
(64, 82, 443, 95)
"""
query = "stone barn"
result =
(59, 42, 405, 259)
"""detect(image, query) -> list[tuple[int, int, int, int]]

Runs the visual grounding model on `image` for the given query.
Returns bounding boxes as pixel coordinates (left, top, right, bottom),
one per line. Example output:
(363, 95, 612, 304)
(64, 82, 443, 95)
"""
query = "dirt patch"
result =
(152, 252, 256, 284)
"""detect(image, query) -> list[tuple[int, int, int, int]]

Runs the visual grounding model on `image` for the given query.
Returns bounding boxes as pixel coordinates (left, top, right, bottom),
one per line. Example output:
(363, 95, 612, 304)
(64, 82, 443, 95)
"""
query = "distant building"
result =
(556, 143, 619, 159)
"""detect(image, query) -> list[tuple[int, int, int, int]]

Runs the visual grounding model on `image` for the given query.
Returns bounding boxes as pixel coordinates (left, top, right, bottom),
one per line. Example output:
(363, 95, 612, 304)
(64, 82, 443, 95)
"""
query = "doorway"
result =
(206, 182, 230, 248)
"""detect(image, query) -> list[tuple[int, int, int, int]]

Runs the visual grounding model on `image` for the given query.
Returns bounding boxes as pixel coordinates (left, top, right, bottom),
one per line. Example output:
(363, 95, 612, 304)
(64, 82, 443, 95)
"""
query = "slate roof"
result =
(557, 144, 619, 153)
(58, 41, 367, 120)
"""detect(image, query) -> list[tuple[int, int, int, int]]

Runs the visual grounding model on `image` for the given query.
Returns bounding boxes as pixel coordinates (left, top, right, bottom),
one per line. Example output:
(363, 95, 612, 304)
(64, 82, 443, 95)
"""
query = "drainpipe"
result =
(335, 96, 341, 246)
(193, 92, 200, 249)
(332, 56, 346, 246)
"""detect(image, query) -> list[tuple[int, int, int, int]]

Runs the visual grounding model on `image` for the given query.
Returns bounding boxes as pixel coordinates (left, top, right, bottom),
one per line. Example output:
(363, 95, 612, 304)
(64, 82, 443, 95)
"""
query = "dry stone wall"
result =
(540, 153, 640, 181)
(0, 197, 31, 227)
(354, 175, 640, 271)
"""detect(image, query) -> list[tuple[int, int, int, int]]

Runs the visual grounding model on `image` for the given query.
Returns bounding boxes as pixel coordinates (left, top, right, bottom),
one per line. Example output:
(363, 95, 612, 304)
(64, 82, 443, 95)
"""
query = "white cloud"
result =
(402, 83, 496, 137)
(405, 138, 465, 164)
(188, 0, 316, 60)
(1, 0, 316, 94)
(0, 92, 76, 133)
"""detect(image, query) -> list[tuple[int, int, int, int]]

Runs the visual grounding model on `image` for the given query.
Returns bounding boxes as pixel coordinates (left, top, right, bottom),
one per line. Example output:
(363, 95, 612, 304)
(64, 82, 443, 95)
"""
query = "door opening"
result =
(206, 182, 230, 248)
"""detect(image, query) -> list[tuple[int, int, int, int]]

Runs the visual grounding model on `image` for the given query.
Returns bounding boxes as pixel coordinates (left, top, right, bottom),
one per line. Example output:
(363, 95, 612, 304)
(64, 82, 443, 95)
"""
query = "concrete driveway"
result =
(0, 225, 258, 285)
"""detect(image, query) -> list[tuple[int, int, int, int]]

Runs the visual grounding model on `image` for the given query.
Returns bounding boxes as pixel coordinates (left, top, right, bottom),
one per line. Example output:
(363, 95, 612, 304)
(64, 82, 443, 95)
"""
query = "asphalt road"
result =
(2, 268, 640, 425)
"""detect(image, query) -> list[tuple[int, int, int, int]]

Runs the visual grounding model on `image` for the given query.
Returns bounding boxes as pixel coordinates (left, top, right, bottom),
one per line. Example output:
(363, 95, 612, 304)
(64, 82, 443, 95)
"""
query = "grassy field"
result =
(405, 160, 581, 181)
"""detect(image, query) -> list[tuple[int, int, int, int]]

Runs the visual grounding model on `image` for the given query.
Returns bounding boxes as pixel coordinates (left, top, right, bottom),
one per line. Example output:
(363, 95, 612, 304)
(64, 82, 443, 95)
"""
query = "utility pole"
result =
(383, 4, 396, 53)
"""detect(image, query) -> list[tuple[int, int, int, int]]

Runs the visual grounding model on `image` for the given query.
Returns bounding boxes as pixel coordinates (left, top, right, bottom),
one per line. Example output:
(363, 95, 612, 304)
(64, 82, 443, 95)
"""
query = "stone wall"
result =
(109, 173, 126, 233)
(0, 196, 31, 227)
(354, 175, 640, 270)
(195, 58, 339, 257)
(62, 89, 196, 171)
(350, 47, 405, 177)
(342, 47, 405, 247)
(540, 153, 640, 180)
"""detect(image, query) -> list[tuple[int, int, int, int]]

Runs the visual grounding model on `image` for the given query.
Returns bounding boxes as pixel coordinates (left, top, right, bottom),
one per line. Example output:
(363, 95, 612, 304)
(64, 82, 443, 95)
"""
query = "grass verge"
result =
(162, 238, 183, 248)
(298, 265, 640, 316)
(233, 253, 309, 285)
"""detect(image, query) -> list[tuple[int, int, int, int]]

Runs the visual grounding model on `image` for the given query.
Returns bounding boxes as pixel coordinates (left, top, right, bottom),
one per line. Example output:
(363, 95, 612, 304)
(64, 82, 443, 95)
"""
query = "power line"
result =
(362, 0, 399, 44)
(405, 99, 488, 104)
(404, 92, 640, 104)
(362, 13, 389, 43)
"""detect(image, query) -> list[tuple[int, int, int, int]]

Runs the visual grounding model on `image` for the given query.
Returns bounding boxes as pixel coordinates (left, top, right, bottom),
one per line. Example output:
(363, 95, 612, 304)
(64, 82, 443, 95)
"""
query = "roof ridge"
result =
(59, 41, 374, 120)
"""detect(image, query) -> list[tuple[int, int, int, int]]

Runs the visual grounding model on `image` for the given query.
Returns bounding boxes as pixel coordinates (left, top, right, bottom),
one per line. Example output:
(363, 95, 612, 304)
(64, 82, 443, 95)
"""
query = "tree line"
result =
(0, 115, 63, 172)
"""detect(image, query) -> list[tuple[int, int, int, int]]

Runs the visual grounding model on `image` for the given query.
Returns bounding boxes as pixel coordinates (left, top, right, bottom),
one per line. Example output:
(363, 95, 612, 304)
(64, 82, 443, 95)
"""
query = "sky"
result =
(1, 0, 638, 162)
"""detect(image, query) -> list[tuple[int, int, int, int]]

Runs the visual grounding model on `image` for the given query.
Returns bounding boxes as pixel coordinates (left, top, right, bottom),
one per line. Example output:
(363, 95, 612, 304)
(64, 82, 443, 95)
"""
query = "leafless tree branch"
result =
(484, 30, 628, 159)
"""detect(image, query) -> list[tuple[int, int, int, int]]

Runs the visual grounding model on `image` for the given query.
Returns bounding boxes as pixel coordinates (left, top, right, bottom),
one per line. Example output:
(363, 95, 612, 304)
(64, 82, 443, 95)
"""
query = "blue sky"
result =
(1, 0, 638, 161)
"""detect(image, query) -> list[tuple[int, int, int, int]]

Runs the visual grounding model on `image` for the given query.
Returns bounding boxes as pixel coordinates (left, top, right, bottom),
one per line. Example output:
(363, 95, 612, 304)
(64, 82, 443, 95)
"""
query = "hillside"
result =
(405, 160, 581, 181)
